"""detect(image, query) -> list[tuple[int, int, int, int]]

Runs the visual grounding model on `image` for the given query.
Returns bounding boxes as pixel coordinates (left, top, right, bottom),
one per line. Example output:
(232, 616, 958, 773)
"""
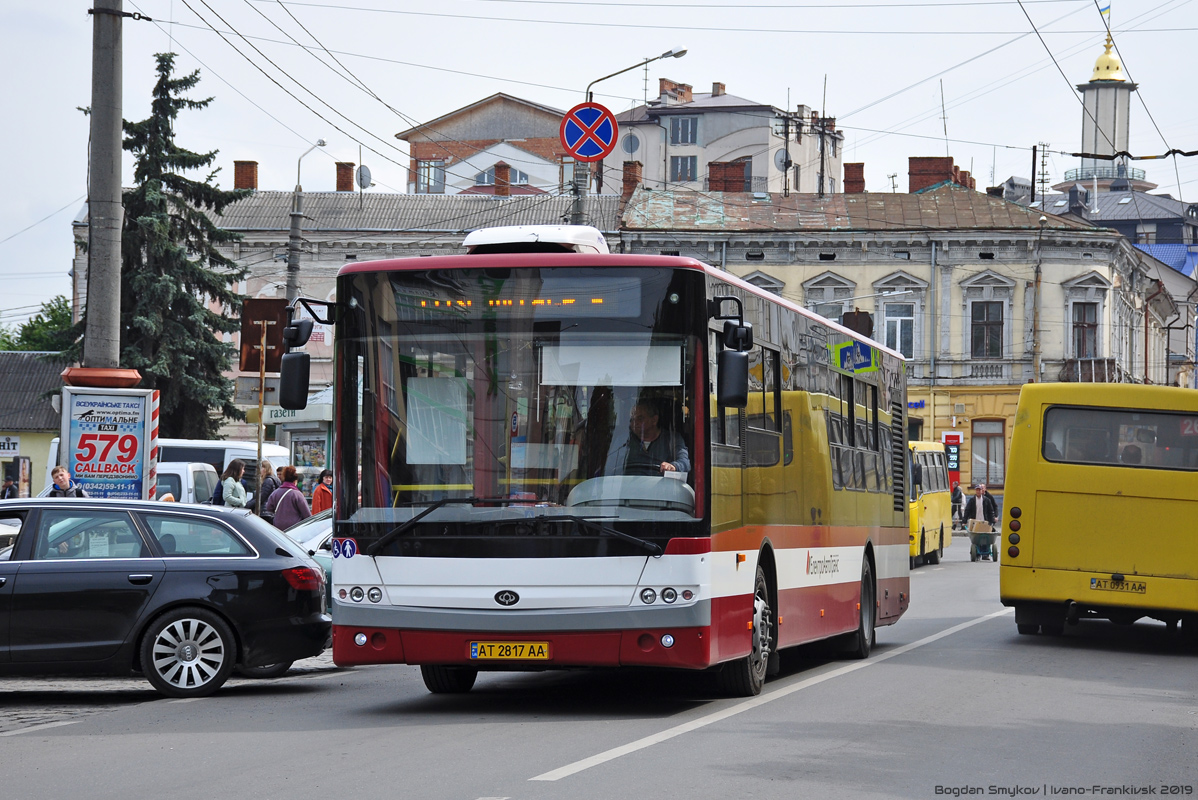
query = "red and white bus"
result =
(280, 225, 910, 696)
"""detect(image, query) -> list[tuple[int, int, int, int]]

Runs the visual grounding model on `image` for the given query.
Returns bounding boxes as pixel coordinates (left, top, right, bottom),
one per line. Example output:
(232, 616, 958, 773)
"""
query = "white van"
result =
(46, 438, 290, 498)
(154, 461, 220, 504)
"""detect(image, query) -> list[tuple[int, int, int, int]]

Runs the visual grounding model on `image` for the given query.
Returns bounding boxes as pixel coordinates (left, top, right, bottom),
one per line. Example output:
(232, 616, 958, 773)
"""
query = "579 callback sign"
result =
(60, 386, 159, 500)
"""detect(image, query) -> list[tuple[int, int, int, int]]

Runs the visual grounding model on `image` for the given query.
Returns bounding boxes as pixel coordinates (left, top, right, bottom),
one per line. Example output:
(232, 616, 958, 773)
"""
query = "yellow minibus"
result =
(908, 441, 952, 568)
(999, 383, 1198, 638)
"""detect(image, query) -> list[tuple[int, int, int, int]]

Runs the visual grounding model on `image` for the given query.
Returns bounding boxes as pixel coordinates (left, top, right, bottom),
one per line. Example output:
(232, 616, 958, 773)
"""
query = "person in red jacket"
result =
(311, 469, 332, 514)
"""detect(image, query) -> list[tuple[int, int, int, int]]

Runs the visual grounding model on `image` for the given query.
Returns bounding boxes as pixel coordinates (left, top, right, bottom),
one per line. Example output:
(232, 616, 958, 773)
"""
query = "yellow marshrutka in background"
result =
(1000, 383, 1198, 639)
(907, 441, 952, 568)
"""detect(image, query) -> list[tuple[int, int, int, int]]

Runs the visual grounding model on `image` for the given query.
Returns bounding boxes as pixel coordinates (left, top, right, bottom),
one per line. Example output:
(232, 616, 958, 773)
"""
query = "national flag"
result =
(1099, 4, 1111, 17)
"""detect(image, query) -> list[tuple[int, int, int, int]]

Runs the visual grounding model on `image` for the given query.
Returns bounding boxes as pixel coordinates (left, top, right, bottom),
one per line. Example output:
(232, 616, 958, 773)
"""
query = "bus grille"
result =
(891, 399, 905, 512)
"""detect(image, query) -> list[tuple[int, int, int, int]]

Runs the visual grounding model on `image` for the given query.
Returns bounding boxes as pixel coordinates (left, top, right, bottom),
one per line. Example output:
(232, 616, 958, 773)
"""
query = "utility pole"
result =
(1037, 142, 1051, 202)
(84, 0, 124, 369)
(570, 161, 587, 225)
(287, 140, 325, 305)
(1032, 216, 1046, 381)
(782, 114, 791, 198)
(818, 75, 827, 199)
(887, 173, 898, 193)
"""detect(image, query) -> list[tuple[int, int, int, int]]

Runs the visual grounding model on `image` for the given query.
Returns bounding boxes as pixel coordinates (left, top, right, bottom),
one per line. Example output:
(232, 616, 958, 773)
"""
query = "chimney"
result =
(708, 161, 746, 192)
(494, 161, 511, 197)
(844, 162, 866, 194)
(712, 82, 726, 97)
(908, 156, 956, 193)
(336, 162, 355, 192)
(1068, 184, 1090, 218)
(658, 78, 693, 104)
(233, 160, 258, 191)
(622, 161, 643, 202)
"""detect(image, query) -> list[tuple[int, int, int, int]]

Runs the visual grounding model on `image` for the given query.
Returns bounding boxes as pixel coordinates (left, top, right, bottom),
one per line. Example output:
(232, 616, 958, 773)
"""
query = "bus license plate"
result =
(469, 642, 551, 660)
(1090, 578, 1146, 594)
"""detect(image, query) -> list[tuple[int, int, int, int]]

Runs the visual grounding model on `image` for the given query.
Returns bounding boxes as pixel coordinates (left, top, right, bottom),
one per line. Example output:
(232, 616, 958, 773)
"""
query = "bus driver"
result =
(608, 400, 690, 477)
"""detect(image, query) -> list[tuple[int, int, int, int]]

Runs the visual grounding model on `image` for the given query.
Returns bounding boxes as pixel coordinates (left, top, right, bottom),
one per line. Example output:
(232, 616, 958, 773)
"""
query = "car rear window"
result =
(141, 513, 252, 556)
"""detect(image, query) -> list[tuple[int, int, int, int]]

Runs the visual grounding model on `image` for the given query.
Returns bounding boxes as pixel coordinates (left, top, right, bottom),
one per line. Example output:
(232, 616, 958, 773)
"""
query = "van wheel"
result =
(420, 665, 478, 694)
(237, 661, 293, 679)
(717, 565, 773, 697)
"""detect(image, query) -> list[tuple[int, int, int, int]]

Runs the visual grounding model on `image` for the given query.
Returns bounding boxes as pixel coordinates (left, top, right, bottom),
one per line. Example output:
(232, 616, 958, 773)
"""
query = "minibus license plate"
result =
(1090, 578, 1146, 594)
(469, 642, 550, 660)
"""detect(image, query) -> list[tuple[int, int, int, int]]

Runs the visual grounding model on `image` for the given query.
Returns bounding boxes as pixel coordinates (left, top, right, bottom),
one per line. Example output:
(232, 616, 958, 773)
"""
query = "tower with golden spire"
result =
(1057, 33, 1155, 192)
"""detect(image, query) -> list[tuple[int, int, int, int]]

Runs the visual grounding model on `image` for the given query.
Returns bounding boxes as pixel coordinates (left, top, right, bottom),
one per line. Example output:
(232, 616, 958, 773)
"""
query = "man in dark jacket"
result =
(0, 474, 17, 500)
(962, 483, 997, 527)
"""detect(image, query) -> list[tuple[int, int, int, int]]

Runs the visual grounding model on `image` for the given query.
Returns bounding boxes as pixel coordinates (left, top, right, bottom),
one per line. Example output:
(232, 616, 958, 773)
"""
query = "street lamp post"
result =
(286, 139, 327, 305)
(571, 48, 687, 224)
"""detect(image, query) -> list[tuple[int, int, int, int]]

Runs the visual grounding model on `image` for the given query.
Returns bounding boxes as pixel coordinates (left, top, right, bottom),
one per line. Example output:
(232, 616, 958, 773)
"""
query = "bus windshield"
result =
(340, 266, 703, 534)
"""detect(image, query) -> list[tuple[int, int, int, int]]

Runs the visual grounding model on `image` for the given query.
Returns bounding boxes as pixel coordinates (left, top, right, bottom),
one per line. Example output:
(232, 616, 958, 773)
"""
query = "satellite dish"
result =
(356, 165, 372, 190)
(773, 149, 792, 173)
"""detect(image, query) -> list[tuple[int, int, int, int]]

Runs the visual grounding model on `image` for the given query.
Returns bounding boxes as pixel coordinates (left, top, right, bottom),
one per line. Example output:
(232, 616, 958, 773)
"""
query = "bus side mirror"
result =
(279, 351, 311, 410)
(718, 349, 749, 408)
(282, 318, 314, 347)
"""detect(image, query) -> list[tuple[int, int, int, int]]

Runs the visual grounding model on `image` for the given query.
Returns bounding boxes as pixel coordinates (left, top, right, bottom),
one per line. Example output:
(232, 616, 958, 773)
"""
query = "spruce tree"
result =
(79, 53, 249, 438)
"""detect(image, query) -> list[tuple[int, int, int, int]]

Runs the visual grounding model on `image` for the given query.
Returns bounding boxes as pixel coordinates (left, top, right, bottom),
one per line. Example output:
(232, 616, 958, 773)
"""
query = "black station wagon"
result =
(0, 499, 331, 697)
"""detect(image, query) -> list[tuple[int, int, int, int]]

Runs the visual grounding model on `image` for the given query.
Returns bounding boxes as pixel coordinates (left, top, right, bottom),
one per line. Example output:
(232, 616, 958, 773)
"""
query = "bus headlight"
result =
(354, 632, 368, 646)
(350, 587, 365, 602)
(660, 634, 675, 648)
(662, 588, 677, 603)
(640, 588, 657, 604)
(367, 587, 383, 603)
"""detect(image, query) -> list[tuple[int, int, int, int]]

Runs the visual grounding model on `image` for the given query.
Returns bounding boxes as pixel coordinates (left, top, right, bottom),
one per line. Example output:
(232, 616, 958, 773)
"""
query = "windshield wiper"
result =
(495, 513, 662, 556)
(367, 496, 513, 555)
(365, 500, 663, 557)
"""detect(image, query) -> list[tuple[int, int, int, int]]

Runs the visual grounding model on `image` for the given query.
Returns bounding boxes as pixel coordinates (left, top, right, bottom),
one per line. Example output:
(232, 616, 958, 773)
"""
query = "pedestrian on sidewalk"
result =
(311, 469, 333, 514)
(266, 466, 311, 530)
(257, 460, 280, 519)
(220, 460, 249, 508)
(48, 465, 88, 498)
(1, 473, 17, 500)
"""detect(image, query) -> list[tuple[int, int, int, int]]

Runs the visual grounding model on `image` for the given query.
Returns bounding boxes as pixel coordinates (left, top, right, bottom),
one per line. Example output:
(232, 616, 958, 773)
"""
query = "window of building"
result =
(793, 163, 801, 191)
(1136, 223, 1157, 244)
(884, 303, 915, 358)
(670, 155, 698, 183)
(971, 301, 1003, 359)
(971, 419, 1005, 487)
(1072, 302, 1098, 358)
(733, 156, 753, 192)
(829, 178, 837, 194)
(474, 166, 529, 186)
(670, 116, 698, 145)
(415, 160, 445, 194)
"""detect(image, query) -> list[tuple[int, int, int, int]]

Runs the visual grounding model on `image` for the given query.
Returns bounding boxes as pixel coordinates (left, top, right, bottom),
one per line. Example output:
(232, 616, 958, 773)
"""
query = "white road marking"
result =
(530, 607, 1013, 782)
(0, 720, 82, 737)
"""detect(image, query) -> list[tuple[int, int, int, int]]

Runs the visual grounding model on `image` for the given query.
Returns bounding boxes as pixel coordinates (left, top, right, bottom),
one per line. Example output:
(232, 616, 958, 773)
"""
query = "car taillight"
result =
(282, 566, 323, 592)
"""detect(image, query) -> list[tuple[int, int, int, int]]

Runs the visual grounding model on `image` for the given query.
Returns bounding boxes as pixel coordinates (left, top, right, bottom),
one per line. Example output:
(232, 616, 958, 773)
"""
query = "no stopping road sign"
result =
(560, 102, 618, 163)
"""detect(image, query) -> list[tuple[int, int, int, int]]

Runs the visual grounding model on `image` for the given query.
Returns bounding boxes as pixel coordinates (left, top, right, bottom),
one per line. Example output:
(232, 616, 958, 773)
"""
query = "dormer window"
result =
(475, 166, 529, 186)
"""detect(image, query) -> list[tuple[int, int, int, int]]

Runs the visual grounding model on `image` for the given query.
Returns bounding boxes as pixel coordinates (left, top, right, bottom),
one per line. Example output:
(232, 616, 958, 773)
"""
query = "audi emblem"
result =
(494, 590, 520, 606)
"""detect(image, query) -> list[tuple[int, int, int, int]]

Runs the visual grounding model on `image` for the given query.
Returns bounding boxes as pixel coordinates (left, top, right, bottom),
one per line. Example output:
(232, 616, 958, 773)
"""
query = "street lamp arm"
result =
(586, 48, 686, 102)
(295, 138, 328, 188)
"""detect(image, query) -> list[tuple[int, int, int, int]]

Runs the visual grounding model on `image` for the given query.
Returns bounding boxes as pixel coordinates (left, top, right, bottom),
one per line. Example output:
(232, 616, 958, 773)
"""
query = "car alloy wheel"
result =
(141, 608, 236, 698)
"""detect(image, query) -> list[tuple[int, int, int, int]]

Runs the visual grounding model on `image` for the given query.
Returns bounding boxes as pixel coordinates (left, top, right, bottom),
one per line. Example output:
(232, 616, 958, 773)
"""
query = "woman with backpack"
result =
(265, 465, 311, 529)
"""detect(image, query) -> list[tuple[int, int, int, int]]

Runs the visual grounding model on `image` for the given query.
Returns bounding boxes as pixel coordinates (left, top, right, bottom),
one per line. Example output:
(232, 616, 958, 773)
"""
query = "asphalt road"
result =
(3, 538, 1196, 800)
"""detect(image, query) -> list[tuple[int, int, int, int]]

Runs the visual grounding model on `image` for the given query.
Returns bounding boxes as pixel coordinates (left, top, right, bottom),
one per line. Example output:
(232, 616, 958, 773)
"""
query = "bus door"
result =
(710, 331, 743, 533)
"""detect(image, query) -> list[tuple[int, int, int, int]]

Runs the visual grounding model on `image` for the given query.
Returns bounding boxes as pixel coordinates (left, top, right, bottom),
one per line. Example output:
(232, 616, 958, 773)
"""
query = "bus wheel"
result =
(420, 665, 478, 694)
(845, 558, 876, 660)
(927, 528, 942, 565)
(717, 566, 773, 697)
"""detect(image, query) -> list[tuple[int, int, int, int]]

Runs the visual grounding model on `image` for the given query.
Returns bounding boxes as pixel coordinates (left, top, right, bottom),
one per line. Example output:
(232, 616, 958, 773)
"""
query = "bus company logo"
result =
(494, 590, 520, 606)
(806, 552, 840, 576)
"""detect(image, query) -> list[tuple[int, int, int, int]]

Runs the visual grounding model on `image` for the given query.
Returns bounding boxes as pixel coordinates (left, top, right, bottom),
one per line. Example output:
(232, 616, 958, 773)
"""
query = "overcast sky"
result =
(1, 0, 1194, 327)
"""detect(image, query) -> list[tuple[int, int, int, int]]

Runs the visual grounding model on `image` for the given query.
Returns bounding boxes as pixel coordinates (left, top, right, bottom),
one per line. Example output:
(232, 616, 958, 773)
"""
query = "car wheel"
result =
(237, 661, 293, 679)
(140, 607, 236, 698)
(420, 665, 478, 694)
(844, 557, 876, 660)
(717, 565, 773, 697)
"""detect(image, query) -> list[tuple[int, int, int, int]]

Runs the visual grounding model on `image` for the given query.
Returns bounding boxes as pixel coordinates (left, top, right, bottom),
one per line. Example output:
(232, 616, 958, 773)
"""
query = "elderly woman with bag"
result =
(265, 465, 311, 530)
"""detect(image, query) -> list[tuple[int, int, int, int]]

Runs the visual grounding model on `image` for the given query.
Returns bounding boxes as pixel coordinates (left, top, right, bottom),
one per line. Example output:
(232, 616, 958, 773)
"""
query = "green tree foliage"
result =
(72, 53, 249, 438)
(1, 296, 77, 352)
